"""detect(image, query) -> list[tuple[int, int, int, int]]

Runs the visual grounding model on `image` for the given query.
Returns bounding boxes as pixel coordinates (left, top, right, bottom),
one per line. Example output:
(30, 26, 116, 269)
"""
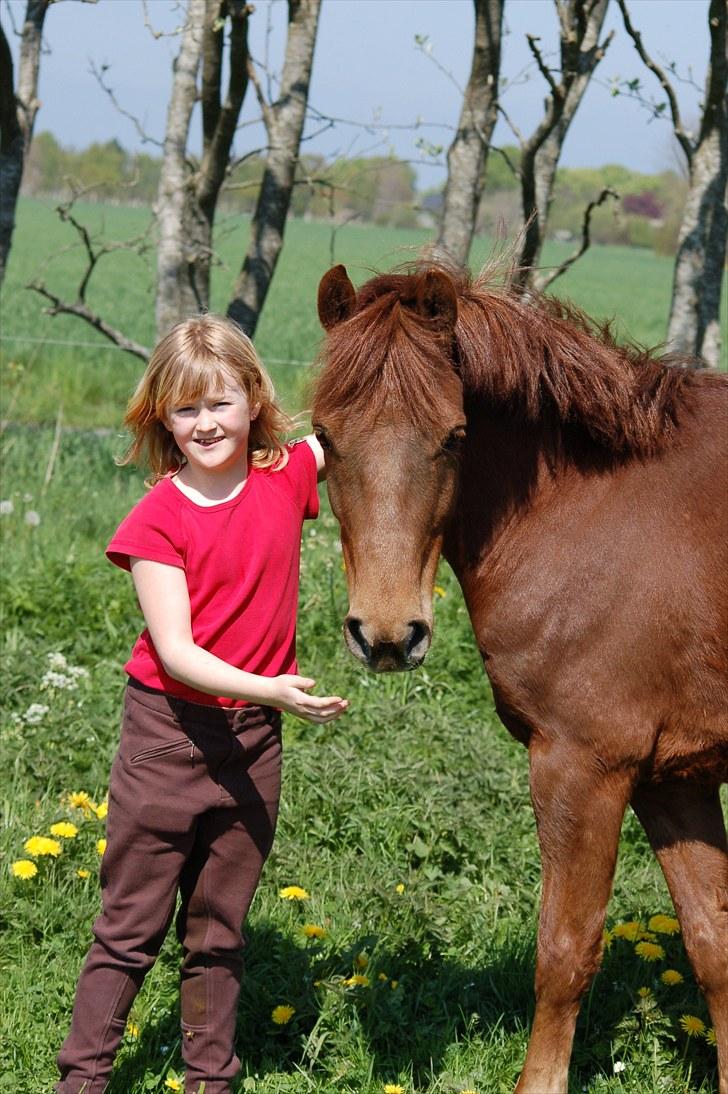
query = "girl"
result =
(56, 315, 348, 1094)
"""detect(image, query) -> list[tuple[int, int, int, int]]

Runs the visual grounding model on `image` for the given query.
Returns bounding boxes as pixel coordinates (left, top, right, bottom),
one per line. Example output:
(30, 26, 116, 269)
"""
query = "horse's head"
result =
(313, 264, 466, 672)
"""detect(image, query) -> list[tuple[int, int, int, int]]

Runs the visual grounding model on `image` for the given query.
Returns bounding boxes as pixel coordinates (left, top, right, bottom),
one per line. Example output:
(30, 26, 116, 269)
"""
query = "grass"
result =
(0, 202, 723, 1092)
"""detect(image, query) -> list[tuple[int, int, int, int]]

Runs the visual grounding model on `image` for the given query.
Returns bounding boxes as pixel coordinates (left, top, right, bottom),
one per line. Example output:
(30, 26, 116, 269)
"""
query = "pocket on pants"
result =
(130, 737, 192, 765)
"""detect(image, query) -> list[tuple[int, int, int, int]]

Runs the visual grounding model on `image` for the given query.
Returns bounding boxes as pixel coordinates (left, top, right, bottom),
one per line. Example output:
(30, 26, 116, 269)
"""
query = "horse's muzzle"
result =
(344, 616, 431, 672)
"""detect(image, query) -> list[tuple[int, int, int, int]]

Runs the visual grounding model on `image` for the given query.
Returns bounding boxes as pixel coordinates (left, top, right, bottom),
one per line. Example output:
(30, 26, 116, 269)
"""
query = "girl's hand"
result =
(268, 675, 348, 723)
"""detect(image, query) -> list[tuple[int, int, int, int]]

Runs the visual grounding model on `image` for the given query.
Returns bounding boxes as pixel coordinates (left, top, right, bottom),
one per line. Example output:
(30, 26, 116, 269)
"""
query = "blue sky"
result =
(3, 0, 709, 186)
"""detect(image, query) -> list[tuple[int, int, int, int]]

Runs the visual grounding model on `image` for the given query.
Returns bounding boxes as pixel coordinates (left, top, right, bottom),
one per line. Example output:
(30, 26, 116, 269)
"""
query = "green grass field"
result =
(0, 200, 723, 1093)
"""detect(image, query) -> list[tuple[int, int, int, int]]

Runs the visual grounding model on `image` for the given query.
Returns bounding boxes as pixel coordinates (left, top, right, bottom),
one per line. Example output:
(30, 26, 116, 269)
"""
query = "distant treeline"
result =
(23, 132, 686, 253)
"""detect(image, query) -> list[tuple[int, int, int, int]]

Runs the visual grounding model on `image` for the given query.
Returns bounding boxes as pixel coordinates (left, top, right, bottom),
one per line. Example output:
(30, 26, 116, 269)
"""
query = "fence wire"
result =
(0, 333, 311, 368)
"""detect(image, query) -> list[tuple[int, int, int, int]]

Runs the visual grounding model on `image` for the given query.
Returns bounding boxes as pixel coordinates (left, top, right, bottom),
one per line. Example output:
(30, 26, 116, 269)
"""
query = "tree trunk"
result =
(227, 0, 321, 336)
(666, 0, 727, 367)
(0, 0, 49, 285)
(436, 0, 503, 267)
(514, 0, 611, 288)
(155, 0, 207, 338)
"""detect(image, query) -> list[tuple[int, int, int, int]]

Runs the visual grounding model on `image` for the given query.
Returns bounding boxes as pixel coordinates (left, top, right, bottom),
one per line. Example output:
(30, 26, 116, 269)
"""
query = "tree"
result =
(510, 0, 614, 290)
(436, 0, 504, 266)
(227, 0, 320, 336)
(617, 0, 727, 367)
(0, 0, 49, 284)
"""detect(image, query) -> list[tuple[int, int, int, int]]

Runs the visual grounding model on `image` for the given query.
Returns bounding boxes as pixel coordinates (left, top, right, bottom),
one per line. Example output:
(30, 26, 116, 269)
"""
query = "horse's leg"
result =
(515, 741, 634, 1094)
(631, 781, 728, 1094)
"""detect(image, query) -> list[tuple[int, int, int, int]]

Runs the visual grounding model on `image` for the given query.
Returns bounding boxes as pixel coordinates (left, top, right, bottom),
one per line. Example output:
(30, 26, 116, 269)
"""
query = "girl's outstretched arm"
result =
(304, 433, 327, 481)
(130, 557, 348, 723)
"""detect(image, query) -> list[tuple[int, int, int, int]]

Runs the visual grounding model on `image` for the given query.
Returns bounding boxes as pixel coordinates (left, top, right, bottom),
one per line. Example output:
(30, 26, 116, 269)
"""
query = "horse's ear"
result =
(415, 269, 458, 331)
(318, 265, 357, 330)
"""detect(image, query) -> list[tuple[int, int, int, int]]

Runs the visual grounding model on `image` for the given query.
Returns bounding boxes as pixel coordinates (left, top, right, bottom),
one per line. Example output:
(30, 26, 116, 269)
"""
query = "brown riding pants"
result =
(56, 680, 282, 1094)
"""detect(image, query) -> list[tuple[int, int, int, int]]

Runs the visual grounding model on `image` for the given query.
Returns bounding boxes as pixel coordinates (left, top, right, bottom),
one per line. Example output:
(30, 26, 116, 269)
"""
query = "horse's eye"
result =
(442, 426, 466, 452)
(313, 426, 332, 451)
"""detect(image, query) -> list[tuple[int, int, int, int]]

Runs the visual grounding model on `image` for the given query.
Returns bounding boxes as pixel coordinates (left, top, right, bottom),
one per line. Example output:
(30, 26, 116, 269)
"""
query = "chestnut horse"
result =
(312, 262, 728, 1093)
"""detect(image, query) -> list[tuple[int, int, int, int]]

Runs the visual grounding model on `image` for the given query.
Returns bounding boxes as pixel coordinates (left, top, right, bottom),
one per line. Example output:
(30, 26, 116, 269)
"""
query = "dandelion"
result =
(11, 859, 37, 879)
(637, 986, 652, 998)
(648, 914, 680, 935)
(271, 1004, 295, 1024)
(395, 883, 405, 894)
(612, 920, 641, 941)
(24, 835, 62, 858)
(68, 791, 95, 813)
(390, 980, 399, 990)
(96, 838, 107, 856)
(279, 885, 309, 900)
(635, 940, 665, 962)
(613, 1061, 626, 1074)
(378, 973, 389, 982)
(164, 1080, 182, 1092)
(433, 585, 446, 598)
(383, 1085, 404, 1094)
(602, 928, 612, 950)
(24, 509, 41, 527)
(77, 868, 90, 879)
(355, 952, 369, 969)
(343, 974, 369, 987)
(50, 821, 78, 839)
(636, 929, 657, 941)
(680, 1014, 706, 1037)
(705, 1027, 717, 1046)
(301, 923, 326, 939)
(661, 969, 684, 986)
(126, 1021, 140, 1039)
(23, 703, 49, 725)
(95, 801, 108, 820)
(0, 499, 14, 515)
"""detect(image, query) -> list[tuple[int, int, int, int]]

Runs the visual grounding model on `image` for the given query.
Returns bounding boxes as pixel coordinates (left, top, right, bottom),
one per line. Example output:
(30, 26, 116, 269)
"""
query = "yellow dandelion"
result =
(301, 923, 326, 939)
(636, 929, 657, 941)
(612, 920, 641, 941)
(164, 1080, 182, 1092)
(661, 969, 684, 986)
(705, 1027, 717, 1046)
(395, 883, 405, 894)
(433, 585, 446, 598)
(126, 1021, 140, 1039)
(461, 1090, 478, 1094)
(95, 801, 108, 820)
(271, 1004, 295, 1024)
(343, 974, 370, 987)
(378, 973, 389, 982)
(279, 885, 309, 901)
(96, 838, 107, 856)
(50, 821, 78, 839)
(24, 835, 62, 858)
(10, 859, 38, 880)
(77, 868, 91, 879)
(383, 1085, 404, 1094)
(680, 1014, 705, 1037)
(637, 986, 652, 998)
(67, 791, 93, 811)
(390, 979, 399, 990)
(635, 941, 665, 962)
(648, 914, 680, 936)
(602, 928, 612, 950)
(355, 952, 369, 969)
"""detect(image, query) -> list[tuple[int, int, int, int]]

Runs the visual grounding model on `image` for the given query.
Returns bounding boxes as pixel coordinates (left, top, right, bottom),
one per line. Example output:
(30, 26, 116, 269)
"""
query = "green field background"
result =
(0, 200, 723, 1093)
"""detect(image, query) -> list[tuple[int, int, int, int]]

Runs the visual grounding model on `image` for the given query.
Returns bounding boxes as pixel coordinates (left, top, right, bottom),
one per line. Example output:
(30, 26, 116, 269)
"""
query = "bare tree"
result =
(0, 0, 49, 284)
(226, 0, 320, 336)
(436, 0, 504, 266)
(617, 0, 727, 367)
(510, 0, 614, 289)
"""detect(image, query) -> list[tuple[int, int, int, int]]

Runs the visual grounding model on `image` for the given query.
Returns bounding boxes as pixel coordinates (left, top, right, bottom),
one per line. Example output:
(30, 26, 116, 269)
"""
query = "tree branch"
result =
(526, 33, 561, 101)
(535, 186, 619, 291)
(26, 281, 150, 361)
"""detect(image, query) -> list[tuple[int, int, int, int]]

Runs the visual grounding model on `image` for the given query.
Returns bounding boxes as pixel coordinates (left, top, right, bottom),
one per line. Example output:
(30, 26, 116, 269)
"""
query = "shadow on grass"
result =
(107, 921, 718, 1093)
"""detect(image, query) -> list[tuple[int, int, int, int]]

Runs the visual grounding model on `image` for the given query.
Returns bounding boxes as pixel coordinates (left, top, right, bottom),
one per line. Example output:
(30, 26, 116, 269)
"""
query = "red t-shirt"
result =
(106, 440, 319, 707)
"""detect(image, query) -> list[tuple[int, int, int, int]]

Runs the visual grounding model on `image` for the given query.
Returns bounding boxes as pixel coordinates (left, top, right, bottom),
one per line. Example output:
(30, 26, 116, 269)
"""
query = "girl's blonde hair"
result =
(119, 314, 294, 482)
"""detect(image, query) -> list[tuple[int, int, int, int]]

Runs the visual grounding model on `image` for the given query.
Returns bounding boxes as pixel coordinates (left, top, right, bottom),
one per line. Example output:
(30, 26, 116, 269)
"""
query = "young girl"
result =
(56, 315, 348, 1094)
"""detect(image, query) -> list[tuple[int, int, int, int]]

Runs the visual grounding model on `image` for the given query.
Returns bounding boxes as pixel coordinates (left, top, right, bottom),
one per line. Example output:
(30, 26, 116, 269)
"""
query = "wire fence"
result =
(0, 333, 312, 368)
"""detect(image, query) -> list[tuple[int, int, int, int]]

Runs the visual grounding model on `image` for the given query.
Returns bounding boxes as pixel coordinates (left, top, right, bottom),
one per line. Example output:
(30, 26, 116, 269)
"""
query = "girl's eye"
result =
(213, 401, 231, 409)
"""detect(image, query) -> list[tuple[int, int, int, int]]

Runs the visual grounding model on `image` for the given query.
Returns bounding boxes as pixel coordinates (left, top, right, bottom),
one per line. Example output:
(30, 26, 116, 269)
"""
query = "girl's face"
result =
(164, 371, 260, 483)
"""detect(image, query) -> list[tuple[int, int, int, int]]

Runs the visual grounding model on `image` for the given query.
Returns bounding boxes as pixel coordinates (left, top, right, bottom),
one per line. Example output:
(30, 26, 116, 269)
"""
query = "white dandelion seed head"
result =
(613, 1060, 626, 1074)
(24, 510, 41, 527)
(0, 499, 14, 515)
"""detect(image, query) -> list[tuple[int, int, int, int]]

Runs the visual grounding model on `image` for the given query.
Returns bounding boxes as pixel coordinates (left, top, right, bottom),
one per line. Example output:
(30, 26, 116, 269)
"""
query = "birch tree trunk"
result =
(155, 0, 207, 338)
(665, 0, 727, 366)
(227, 0, 320, 336)
(436, 0, 503, 267)
(0, 0, 49, 285)
(513, 0, 611, 288)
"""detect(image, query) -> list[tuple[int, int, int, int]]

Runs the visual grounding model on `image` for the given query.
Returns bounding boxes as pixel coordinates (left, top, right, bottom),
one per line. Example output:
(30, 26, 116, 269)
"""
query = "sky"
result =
(3, 0, 709, 188)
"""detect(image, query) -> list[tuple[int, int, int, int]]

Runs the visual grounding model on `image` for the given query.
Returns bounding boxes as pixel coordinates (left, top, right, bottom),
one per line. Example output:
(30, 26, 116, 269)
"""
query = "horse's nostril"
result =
(345, 617, 371, 659)
(405, 619, 430, 659)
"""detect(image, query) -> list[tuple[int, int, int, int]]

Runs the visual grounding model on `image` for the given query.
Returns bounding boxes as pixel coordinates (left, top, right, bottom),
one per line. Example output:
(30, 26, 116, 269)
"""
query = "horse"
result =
(311, 260, 728, 1094)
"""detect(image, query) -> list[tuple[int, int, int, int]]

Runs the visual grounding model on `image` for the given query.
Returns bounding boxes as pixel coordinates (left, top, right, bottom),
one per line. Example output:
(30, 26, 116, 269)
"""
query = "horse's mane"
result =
(314, 259, 724, 456)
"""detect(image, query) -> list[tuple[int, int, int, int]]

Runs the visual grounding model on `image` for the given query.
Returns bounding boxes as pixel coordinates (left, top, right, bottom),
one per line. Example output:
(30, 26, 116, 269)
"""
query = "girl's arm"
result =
(130, 557, 347, 723)
(304, 433, 327, 481)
